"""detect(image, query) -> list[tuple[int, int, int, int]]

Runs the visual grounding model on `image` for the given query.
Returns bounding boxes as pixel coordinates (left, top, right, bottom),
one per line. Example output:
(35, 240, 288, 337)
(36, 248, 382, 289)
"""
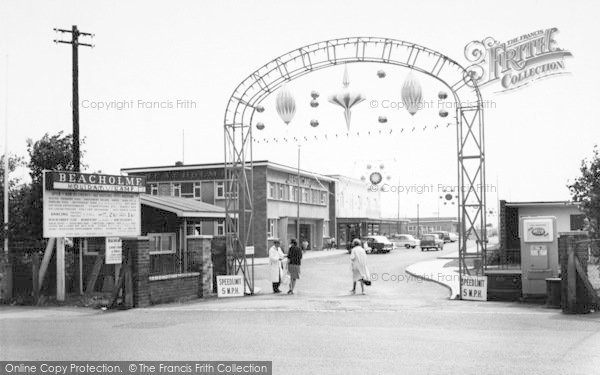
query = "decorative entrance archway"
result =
(223, 37, 487, 297)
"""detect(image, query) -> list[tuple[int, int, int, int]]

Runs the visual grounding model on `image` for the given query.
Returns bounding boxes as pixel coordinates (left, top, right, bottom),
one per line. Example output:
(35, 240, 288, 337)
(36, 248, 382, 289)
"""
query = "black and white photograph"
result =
(1, 1, 599, 374)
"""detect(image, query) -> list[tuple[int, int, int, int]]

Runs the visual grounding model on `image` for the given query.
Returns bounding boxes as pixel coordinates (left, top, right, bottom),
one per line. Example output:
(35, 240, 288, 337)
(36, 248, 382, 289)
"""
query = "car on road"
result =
(430, 231, 451, 243)
(448, 232, 458, 242)
(420, 233, 444, 251)
(391, 234, 420, 249)
(362, 235, 394, 254)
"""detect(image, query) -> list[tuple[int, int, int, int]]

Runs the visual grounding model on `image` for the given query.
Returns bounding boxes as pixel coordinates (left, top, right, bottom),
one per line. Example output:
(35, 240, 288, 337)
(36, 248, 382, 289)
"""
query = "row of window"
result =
(267, 182, 328, 206)
(148, 182, 227, 198)
(408, 225, 447, 232)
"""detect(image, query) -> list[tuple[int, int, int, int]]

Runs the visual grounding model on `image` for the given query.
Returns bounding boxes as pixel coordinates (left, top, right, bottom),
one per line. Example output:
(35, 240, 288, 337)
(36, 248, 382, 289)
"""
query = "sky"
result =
(1, 0, 599, 219)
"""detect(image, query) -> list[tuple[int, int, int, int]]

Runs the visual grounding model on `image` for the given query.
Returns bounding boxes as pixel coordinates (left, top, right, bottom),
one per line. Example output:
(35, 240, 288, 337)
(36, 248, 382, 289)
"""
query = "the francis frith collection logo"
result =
(464, 27, 572, 92)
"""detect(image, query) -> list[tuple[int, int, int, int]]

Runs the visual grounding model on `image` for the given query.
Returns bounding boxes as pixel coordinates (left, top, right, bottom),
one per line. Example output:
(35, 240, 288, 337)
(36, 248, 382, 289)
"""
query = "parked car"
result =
(430, 231, 451, 243)
(448, 232, 458, 242)
(362, 235, 394, 254)
(420, 233, 444, 251)
(391, 234, 420, 249)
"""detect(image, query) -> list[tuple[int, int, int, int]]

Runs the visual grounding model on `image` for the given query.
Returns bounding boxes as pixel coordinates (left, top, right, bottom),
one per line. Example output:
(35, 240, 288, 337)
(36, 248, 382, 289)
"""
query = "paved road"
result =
(2, 243, 600, 375)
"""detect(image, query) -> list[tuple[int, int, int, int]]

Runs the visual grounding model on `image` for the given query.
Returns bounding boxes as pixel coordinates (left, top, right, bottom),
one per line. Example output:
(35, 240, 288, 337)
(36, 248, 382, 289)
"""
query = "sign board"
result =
(105, 237, 123, 264)
(530, 244, 548, 257)
(43, 171, 142, 238)
(216, 275, 244, 298)
(461, 275, 487, 301)
(45, 171, 146, 193)
(245, 246, 255, 255)
(523, 218, 554, 243)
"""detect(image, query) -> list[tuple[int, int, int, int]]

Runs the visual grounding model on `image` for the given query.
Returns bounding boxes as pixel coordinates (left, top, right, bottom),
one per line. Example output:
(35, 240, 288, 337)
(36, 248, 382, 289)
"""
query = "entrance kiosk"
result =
(519, 216, 559, 297)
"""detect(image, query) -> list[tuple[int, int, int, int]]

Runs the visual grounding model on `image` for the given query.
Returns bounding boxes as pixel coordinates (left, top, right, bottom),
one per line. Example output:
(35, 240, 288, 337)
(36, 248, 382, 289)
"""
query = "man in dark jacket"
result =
(287, 238, 303, 295)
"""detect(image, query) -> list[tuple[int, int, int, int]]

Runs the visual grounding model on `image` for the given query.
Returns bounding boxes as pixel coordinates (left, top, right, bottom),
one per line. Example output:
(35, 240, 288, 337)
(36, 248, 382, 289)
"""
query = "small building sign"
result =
(216, 275, 244, 297)
(105, 237, 122, 264)
(245, 246, 255, 255)
(461, 275, 487, 301)
(523, 218, 554, 242)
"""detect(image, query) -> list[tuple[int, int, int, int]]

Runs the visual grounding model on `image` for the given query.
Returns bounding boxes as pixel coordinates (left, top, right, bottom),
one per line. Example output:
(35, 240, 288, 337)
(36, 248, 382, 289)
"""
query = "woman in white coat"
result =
(269, 240, 285, 293)
(350, 238, 369, 295)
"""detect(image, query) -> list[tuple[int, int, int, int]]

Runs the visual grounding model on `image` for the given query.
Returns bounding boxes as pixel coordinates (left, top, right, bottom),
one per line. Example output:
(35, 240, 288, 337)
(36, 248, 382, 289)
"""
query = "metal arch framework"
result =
(224, 36, 487, 297)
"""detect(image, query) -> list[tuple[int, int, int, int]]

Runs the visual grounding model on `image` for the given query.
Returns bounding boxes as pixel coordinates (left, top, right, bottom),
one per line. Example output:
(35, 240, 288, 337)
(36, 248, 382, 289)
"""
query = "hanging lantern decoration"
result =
(328, 64, 366, 130)
(401, 72, 422, 116)
(439, 109, 448, 118)
(378, 116, 387, 123)
(256, 122, 265, 130)
(438, 91, 448, 100)
(275, 84, 296, 125)
(369, 172, 383, 185)
(311, 90, 320, 99)
(377, 69, 386, 78)
(256, 105, 265, 113)
(310, 119, 319, 127)
(310, 99, 319, 108)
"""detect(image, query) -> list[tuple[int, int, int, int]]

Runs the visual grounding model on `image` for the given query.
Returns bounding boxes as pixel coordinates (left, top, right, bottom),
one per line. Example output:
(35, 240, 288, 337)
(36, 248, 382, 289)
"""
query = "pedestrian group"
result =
(269, 237, 370, 295)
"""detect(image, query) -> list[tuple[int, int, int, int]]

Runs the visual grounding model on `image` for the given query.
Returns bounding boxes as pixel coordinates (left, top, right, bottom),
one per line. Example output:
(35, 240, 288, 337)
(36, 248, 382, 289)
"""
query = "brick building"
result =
(122, 161, 336, 257)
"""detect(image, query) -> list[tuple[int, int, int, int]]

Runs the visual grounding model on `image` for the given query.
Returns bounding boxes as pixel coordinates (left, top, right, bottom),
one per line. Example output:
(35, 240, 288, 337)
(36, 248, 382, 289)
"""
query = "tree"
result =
(568, 145, 600, 237)
(8, 132, 85, 242)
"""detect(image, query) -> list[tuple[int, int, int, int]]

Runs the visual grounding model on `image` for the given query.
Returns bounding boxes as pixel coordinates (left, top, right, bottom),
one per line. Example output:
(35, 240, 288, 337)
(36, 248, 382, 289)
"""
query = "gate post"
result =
(559, 232, 595, 314)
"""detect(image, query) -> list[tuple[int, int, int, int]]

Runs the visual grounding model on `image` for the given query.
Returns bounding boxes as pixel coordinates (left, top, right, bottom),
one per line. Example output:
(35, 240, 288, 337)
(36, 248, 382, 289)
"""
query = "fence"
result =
(485, 245, 521, 270)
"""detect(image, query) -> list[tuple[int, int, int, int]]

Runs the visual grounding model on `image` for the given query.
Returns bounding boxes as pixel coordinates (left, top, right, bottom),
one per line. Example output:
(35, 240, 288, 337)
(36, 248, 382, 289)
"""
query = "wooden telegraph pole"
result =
(53, 26, 94, 301)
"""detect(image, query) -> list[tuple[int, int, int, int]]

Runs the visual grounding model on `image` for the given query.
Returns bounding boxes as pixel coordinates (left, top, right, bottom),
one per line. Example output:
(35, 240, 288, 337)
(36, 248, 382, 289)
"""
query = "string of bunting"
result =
(253, 122, 455, 144)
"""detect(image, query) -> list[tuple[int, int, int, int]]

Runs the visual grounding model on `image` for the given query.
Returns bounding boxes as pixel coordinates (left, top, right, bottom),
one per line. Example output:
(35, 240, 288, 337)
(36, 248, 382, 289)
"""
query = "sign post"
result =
(216, 275, 244, 298)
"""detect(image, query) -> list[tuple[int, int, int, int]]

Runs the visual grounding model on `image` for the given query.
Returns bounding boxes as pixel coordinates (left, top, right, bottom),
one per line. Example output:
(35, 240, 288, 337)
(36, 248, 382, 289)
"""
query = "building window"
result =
(321, 191, 327, 205)
(267, 219, 277, 238)
(216, 221, 225, 236)
(278, 184, 285, 200)
(302, 188, 309, 203)
(149, 183, 158, 196)
(268, 182, 276, 199)
(312, 189, 319, 204)
(570, 214, 586, 230)
(290, 186, 296, 201)
(216, 182, 225, 198)
(148, 233, 177, 254)
(194, 182, 202, 198)
(181, 182, 194, 198)
(186, 223, 202, 236)
(172, 183, 181, 197)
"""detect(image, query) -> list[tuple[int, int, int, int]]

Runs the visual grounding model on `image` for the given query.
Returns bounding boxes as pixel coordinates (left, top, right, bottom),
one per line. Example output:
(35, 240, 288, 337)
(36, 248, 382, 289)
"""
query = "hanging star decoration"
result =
(328, 64, 366, 130)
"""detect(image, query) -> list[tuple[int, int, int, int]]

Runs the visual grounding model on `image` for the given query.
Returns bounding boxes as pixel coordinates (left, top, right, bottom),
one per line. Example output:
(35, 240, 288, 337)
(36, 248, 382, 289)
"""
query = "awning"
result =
(141, 194, 226, 218)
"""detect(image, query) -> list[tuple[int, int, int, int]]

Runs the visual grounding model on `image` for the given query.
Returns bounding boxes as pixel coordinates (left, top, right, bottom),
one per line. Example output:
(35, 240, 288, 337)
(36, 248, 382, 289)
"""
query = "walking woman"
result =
(287, 238, 303, 295)
(350, 238, 369, 295)
(269, 240, 285, 293)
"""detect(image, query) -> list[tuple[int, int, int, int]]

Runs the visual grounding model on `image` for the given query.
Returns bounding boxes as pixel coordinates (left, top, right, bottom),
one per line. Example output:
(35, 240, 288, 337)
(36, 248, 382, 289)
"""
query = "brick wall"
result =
(128, 236, 214, 307)
(149, 274, 200, 304)
(127, 238, 150, 308)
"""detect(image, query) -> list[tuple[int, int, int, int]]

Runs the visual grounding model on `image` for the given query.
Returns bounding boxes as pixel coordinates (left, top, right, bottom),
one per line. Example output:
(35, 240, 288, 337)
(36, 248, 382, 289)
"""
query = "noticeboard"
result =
(105, 237, 123, 265)
(43, 171, 143, 238)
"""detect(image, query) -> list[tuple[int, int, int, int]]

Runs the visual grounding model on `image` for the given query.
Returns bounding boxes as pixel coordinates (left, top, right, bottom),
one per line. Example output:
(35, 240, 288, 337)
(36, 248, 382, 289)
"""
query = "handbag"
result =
(281, 271, 291, 285)
(363, 279, 372, 286)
